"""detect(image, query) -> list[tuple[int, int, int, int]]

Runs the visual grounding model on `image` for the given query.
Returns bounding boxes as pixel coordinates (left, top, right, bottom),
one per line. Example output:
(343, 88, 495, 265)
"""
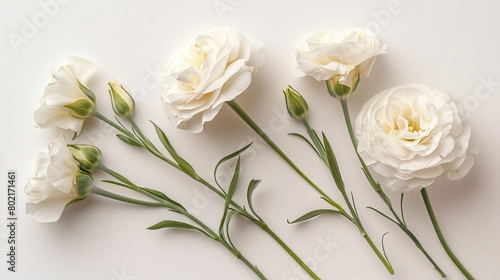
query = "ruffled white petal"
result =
(295, 28, 385, 85)
(161, 27, 264, 133)
(23, 135, 83, 223)
(355, 84, 477, 192)
(34, 57, 97, 135)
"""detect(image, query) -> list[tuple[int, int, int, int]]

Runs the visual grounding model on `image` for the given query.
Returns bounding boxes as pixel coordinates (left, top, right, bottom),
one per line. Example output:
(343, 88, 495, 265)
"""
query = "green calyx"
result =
(64, 98, 94, 118)
(326, 73, 360, 100)
(74, 169, 93, 197)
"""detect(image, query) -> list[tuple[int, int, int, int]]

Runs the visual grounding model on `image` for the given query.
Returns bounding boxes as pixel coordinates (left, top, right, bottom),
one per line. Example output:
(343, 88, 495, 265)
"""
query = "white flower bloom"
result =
(295, 28, 386, 89)
(161, 27, 265, 133)
(24, 135, 86, 222)
(34, 57, 98, 135)
(355, 84, 478, 192)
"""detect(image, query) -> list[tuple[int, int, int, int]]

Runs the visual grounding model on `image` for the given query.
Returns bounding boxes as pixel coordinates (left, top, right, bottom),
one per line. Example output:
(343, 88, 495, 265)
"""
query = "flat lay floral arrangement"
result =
(26, 27, 478, 279)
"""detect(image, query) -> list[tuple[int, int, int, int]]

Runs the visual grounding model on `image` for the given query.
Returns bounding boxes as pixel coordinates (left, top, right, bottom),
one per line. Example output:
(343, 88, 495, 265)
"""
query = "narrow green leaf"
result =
(214, 143, 252, 191)
(381, 232, 392, 267)
(309, 128, 326, 160)
(361, 167, 382, 192)
(219, 157, 241, 236)
(350, 192, 359, 218)
(246, 179, 262, 221)
(320, 197, 343, 211)
(151, 122, 198, 179)
(78, 80, 96, 103)
(102, 179, 135, 190)
(367, 207, 398, 225)
(116, 134, 143, 147)
(400, 193, 407, 227)
(288, 209, 342, 224)
(147, 220, 212, 238)
(288, 133, 321, 158)
(224, 210, 241, 249)
(140, 187, 186, 211)
(322, 132, 345, 191)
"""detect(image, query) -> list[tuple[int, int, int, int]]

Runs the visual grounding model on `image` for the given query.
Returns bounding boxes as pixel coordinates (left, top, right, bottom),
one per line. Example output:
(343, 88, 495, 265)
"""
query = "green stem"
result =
(181, 210, 268, 280)
(94, 112, 317, 279)
(226, 100, 332, 202)
(339, 99, 358, 147)
(261, 224, 321, 280)
(421, 188, 475, 280)
(91, 111, 138, 142)
(91, 186, 165, 207)
(339, 98, 447, 277)
(228, 99, 394, 274)
(97, 165, 268, 279)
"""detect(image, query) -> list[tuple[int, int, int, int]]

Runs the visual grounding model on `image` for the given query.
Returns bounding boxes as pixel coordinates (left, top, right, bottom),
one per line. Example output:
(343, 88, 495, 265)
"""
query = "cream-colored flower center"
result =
(392, 110, 430, 143)
(190, 44, 207, 70)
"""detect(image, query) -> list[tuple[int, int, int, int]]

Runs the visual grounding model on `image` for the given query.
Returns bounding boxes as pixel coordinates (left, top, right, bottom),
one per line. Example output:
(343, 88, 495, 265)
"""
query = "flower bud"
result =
(326, 72, 360, 100)
(283, 86, 309, 120)
(74, 169, 93, 197)
(68, 144, 102, 170)
(108, 79, 135, 118)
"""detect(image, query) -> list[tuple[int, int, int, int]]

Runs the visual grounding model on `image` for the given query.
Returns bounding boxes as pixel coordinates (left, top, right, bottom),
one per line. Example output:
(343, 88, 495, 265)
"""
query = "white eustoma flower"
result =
(34, 57, 98, 135)
(24, 135, 87, 223)
(295, 28, 386, 92)
(355, 84, 478, 192)
(161, 27, 265, 133)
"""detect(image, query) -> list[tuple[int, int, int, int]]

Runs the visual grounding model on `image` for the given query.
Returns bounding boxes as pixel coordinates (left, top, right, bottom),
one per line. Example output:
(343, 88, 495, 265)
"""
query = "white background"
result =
(1, 0, 500, 279)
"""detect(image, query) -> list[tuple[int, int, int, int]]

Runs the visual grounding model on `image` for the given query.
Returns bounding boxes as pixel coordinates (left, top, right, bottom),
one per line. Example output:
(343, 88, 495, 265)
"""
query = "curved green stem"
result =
(228, 99, 394, 274)
(260, 224, 321, 280)
(226, 100, 332, 202)
(91, 111, 138, 142)
(97, 164, 267, 279)
(93, 112, 319, 279)
(91, 186, 165, 207)
(339, 98, 447, 277)
(180, 210, 267, 280)
(339, 99, 358, 147)
(421, 188, 475, 280)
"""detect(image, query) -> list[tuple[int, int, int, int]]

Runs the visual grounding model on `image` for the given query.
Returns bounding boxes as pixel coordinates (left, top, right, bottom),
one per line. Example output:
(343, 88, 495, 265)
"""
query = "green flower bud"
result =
(326, 73, 360, 100)
(74, 169, 93, 197)
(283, 86, 309, 120)
(108, 79, 135, 118)
(68, 144, 102, 170)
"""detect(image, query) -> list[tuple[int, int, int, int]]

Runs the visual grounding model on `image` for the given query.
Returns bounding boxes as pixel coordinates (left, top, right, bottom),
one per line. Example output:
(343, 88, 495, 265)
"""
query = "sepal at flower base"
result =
(68, 144, 102, 170)
(63, 98, 95, 118)
(74, 169, 93, 197)
(108, 79, 135, 118)
(326, 73, 360, 100)
(283, 86, 309, 120)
